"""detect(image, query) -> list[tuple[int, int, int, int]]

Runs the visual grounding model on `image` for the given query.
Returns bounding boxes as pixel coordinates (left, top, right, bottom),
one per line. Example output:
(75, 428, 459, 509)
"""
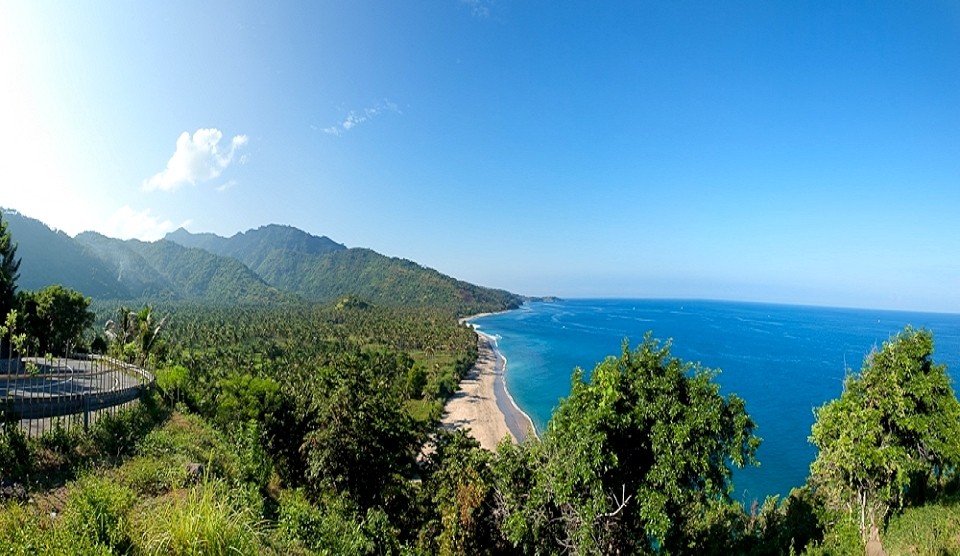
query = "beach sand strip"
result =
(440, 330, 535, 451)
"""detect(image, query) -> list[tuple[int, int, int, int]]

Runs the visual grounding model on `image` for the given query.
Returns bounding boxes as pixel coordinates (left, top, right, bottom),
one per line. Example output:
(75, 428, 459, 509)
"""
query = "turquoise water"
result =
(471, 299, 960, 504)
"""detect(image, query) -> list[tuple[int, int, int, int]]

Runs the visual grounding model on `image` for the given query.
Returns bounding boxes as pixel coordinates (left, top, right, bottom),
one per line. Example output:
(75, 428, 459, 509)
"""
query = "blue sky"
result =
(1, 1, 958, 312)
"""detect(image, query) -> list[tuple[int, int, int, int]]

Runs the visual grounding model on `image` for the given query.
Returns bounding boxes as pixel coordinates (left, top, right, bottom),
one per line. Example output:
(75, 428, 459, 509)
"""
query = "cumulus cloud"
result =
(143, 128, 248, 191)
(104, 206, 186, 241)
(323, 100, 400, 136)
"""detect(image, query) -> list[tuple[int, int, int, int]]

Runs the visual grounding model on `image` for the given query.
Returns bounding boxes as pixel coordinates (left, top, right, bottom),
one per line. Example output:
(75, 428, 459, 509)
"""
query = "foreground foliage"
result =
(2, 290, 959, 555)
(498, 337, 761, 554)
(16, 284, 95, 356)
(881, 494, 960, 555)
(0, 210, 21, 333)
(809, 327, 960, 541)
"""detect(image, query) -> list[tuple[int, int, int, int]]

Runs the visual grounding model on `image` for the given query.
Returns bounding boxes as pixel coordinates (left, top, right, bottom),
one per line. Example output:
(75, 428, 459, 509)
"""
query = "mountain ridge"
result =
(164, 226, 523, 314)
(2, 208, 524, 314)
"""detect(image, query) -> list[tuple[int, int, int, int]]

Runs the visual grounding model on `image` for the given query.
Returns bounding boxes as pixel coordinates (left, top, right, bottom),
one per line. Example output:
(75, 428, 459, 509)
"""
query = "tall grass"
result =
(134, 479, 262, 555)
(0, 474, 137, 555)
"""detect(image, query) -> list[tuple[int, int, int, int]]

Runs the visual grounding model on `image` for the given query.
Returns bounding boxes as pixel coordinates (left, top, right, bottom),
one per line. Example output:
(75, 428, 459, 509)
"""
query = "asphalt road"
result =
(0, 358, 144, 399)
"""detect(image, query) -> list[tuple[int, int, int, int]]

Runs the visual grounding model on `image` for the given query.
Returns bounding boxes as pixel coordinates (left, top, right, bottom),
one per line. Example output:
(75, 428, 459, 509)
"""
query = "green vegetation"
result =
(16, 284, 95, 356)
(494, 337, 761, 554)
(1, 209, 126, 299)
(166, 224, 345, 264)
(808, 327, 960, 548)
(103, 305, 168, 366)
(75, 232, 293, 305)
(0, 210, 20, 326)
(0, 217, 96, 357)
(2, 211, 959, 554)
(882, 495, 960, 555)
(4, 301, 960, 553)
(166, 226, 523, 314)
(5, 209, 523, 315)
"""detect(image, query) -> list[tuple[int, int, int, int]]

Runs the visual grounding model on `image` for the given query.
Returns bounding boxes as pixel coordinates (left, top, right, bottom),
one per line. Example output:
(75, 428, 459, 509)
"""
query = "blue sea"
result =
(470, 299, 960, 505)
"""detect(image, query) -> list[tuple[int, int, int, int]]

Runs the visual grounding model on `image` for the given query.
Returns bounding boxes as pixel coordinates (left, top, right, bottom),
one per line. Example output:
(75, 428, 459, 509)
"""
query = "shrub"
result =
(0, 422, 32, 480)
(90, 391, 166, 461)
(232, 419, 273, 489)
(61, 474, 136, 553)
(155, 364, 192, 407)
(276, 489, 371, 554)
(882, 496, 960, 556)
(0, 502, 46, 554)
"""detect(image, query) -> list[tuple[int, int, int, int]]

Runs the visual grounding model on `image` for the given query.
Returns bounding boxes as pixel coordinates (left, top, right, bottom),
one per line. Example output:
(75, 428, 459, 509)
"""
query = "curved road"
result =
(0, 357, 145, 398)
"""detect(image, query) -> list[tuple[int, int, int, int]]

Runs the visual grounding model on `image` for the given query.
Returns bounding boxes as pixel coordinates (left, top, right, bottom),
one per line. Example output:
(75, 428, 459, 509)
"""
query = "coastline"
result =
(478, 330, 537, 443)
(456, 309, 510, 325)
(441, 317, 536, 451)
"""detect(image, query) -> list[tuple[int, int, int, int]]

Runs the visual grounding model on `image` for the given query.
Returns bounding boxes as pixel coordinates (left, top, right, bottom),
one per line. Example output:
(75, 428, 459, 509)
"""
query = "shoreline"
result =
(456, 309, 511, 326)
(478, 330, 537, 443)
(441, 315, 536, 450)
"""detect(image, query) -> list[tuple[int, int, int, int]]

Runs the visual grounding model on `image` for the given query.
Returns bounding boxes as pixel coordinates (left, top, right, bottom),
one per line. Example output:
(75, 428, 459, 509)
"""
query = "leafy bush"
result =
(0, 502, 45, 554)
(803, 513, 863, 556)
(276, 489, 395, 555)
(214, 374, 283, 430)
(155, 364, 191, 407)
(231, 419, 273, 489)
(61, 474, 136, 553)
(0, 422, 32, 480)
(91, 391, 166, 461)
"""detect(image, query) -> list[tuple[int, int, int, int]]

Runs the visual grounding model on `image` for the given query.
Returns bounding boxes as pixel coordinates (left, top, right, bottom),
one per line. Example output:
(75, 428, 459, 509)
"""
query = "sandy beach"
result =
(440, 328, 536, 451)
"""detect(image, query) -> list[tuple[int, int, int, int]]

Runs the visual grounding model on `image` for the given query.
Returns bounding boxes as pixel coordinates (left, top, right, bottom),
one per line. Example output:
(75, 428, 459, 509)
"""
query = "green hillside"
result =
(166, 224, 346, 269)
(75, 232, 291, 305)
(3, 210, 521, 313)
(1, 209, 130, 298)
(166, 227, 523, 314)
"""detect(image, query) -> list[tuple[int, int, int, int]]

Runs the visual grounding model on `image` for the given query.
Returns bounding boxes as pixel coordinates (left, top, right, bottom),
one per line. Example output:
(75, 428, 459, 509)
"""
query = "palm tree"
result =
(104, 305, 167, 366)
(135, 305, 167, 367)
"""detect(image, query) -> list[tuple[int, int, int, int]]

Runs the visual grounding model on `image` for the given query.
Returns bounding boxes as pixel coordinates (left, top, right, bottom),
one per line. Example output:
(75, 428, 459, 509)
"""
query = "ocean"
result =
(470, 299, 960, 504)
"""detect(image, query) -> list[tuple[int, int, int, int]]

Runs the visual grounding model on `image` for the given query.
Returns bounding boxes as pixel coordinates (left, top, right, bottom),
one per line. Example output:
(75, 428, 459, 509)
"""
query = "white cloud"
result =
(104, 206, 185, 241)
(323, 100, 400, 136)
(460, 0, 493, 18)
(143, 128, 248, 191)
(216, 179, 238, 193)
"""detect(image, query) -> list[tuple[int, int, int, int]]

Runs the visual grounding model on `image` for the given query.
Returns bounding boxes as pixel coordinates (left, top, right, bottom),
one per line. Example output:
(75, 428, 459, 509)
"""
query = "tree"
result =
(104, 306, 135, 354)
(132, 305, 167, 366)
(419, 430, 506, 555)
(809, 327, 960, 540)
(299, 349, 423, 512)
(495, 335, 760, 554)
(0, 211, 20, 357)
(104, 305, 167, 365)
(17, 284, 95, 356)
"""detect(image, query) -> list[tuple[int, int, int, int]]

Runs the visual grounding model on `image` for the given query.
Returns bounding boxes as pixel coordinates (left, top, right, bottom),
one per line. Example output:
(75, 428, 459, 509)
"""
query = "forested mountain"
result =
(166, 224, 346, 269)
(1, 209, 129, 298)
(166, 226, 523, 314)
(74, 232, 291, 305)
(2, 209, 523, 314)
